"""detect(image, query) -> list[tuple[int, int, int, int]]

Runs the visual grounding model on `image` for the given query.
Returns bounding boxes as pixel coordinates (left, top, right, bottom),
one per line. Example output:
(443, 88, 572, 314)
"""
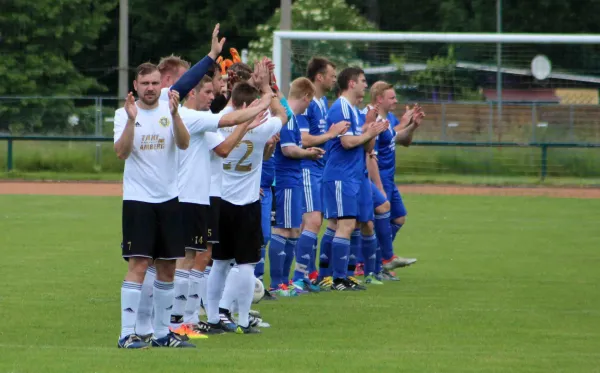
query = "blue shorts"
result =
(358, 176, 374, 223)
(275, 186, 304, 228)
(383, 180, 407, 218)
(260, 187, 273, 245)
(301, 168, 323, 213)
(323, 180, 361, 220)
(371, 181, 388, 208)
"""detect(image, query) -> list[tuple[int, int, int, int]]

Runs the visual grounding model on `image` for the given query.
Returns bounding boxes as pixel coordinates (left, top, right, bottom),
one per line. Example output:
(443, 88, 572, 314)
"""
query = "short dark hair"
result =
(306, 57, 335, 82)
(337, 67, 364, 91)
(136, 62, 159, 79)
(231, 82, 259, 109)
(229, 62, 253, 82)
(193, 76, 214, 92)
(206, 62, 221, 78)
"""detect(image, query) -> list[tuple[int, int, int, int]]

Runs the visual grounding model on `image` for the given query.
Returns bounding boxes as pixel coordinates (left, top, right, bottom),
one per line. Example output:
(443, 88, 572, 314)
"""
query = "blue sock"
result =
(254, 246, 266, 282)
(391, 222, 403, 242)
(375, 241, 382, 274)
(362, 234, 377, 276)
(347, 229, 361, 277)
(319, 228, 335, 279)
(268, 234, 286, 289)
(308, 235, 318, 275)
(376, 212, 395, 261)
(293, 231, 317, 281)
(283, 238, 297, 285)
(332, 236, 350, 280)
(356, 247, 365, 264)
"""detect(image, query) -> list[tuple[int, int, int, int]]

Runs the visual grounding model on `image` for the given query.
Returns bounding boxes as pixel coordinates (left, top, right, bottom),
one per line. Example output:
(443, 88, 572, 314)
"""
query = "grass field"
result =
(2, 193, 600, 372)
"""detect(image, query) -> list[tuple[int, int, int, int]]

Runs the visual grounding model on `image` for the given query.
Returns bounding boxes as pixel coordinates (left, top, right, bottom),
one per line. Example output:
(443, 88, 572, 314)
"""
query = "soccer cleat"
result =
(249, 309, 262, 318)
(170, 324, 208, 339)
(292, 279, 320, 293)
(192, 321, 225, 335)
(235, 325, 261, 334)
(262, 288, 278, 301)
(138, 333, 153, 344)
(364, 273, 384, 285)
(206, 320, 236, 333)
(331, 278, 355, 291)
(380, 269, 400, 281)
(118, 334, 150, 349)
(151, 332, 196, 348)
(354, 263, 365, 277)
(289, 280, 307, 294)
(236, 314, 271, 328)
(308, 271, 319, 283)
(318, 276, 333, 290)
(347, 276, 367, 290)
(218, 311, 238, 332)
(382, 255, 417, 271)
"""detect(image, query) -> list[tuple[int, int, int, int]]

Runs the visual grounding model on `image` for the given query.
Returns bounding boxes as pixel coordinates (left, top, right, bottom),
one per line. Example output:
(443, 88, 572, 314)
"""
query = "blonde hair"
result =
(370, 81, 394, 102)
(157, 55, 190, 76)
(288, 77, 316, 100)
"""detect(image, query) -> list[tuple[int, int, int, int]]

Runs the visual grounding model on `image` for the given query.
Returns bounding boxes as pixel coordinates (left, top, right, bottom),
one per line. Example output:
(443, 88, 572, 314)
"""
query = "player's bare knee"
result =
(154, 259, 177, 282)
(126, 257, 151, 282)
(303, 211, 322, 233)
(336, 219, 355, 238)
(394, 216, 406, 225)
(361, 221, 374, 236)
(375, 200, 391, 215)
(273, 227, 291, 238)
(326, 219, 337, 231)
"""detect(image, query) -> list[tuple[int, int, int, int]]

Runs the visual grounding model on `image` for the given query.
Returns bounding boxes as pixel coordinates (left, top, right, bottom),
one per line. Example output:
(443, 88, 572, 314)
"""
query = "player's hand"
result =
(124, 92, 137, 120)
(260, 188, 265, 197)
(168, 90, 180, 115)
(209, 23, 226, 60)
(247, 110, 269, 130)
(411, 104, 425, 127)
(400, 105, 414, 127)
(328, 120, 350, 137)
(368, 149, 378, 162)
(253, 60, 271, 93)
(305, 147, 325, 160)
(267, 133, 280, 146)
(365, 104, 379, 125)
(367, 119, 389, 137)
(258, 92, 276, 110)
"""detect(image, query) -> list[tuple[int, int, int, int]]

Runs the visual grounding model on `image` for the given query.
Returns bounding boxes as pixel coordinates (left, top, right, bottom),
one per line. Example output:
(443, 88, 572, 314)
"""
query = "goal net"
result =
(271, 31, 600, 183)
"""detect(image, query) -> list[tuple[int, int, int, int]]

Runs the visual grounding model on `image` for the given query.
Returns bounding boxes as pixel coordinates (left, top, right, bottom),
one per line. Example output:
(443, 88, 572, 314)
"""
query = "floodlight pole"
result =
(118, 0, 129, 103)
(280, 0, 292, 96)
(496, 0, 503, 139)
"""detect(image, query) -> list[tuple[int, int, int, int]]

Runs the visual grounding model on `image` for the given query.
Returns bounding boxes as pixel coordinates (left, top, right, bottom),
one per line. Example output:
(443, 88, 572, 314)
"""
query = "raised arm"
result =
(168, 91, 190, 150)
(218, 95, 272, 128)
(170, 23, 226, 98)
(114, 93, 137, 160)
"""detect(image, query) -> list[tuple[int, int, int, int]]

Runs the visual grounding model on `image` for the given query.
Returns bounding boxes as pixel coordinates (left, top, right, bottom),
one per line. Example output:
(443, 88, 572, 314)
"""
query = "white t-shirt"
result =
(221, 117, 283, 206)
(160, 87, 170, 101)
(113, 100, 179, 203)
(206, 131, 225, 198)
(177, 106, 223, 205)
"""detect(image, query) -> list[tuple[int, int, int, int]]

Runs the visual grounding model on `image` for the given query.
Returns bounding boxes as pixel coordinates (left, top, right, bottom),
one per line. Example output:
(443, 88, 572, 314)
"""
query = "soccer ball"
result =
(253, 278, 265, 304)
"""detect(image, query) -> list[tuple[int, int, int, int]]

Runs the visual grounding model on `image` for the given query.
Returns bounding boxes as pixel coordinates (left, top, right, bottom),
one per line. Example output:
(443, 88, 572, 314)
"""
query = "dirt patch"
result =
(1, 181, 599, 199)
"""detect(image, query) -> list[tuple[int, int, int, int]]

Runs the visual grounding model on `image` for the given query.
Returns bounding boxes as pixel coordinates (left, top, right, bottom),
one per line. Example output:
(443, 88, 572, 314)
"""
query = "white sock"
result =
(152, 280, 174, 339)
(184, 269, 203, 324)
(202, 267, 211, 309)
(235, 264, 256, 328)
(170, 269, 189, 327)
(120, 281, 142, 339)
(135, 266, 155, 336)
(219, 264, 239, 311)
(206, 259, 232, 324)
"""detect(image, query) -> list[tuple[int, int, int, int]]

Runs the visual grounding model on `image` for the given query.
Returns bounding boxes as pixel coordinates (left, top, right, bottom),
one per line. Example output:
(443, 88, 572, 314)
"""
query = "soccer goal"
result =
(272, 31, 600, 182)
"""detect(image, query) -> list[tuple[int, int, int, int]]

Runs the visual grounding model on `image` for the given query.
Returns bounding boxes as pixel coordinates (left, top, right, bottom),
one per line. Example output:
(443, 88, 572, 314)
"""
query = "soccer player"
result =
(170, 76, 272, 338)
(114, 63, 193, 348)
(322, 67, 388, 291)
(368, 81, 424, 276)
(296, 57, 349, 290)
(269, 77, 326, 294)
(206, 61, 288, 333)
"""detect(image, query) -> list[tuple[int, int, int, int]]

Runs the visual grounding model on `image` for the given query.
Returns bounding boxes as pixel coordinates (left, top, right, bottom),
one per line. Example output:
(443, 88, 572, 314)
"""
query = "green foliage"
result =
(248, 0, 377, 75)
(0, 0, 116, 134)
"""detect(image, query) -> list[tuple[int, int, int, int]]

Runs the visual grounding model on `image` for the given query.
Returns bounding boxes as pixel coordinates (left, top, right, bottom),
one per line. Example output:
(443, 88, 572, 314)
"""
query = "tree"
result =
(0, 0, 116, 134)
(248, 0, 377, 77)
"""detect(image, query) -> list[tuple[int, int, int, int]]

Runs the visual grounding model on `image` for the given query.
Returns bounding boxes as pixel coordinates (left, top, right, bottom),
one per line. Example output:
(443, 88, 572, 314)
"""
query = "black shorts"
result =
(121, 197, 185, 260)
(213, 199, 263, 265)
(181, 202, 208, 251)
(207, 196, 221, 244)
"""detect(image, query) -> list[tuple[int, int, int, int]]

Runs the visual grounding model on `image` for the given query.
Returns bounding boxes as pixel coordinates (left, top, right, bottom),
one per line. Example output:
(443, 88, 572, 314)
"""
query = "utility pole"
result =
(280, 0, 292, 96)
(118, 0, 129, 102)
(496, 0, 503, 140)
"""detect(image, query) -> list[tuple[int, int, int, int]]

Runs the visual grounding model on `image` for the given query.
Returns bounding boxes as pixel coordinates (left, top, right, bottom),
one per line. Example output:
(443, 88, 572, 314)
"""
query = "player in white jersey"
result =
(114, 63, 193, 348)
(170, 76, 272, 337)
(206, 60, 287, 334)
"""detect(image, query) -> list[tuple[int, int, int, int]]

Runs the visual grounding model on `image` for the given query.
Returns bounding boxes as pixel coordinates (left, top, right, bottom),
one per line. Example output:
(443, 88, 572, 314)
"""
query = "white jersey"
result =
(206, 131, 225, 198)
(160, 87, 170, 101)
(177, 106, 222, 205)
(221, 117, 283, 205)
(113, 100, 178, 203)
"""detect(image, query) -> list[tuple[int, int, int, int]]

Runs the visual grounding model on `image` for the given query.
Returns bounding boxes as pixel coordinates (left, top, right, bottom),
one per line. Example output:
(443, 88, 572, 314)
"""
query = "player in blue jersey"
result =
(322, 67, 389, 291)
(368, 81, 425, 278)
(296, 57, 349, 290)
(269, 78, 325, 295)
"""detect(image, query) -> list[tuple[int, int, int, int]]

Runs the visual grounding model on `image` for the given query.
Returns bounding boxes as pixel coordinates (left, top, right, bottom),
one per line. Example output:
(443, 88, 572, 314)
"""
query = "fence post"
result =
(94, 97, 101, 171)
(540, 144, 548, 181)
(531, 103, 537, 142)
(7, 138, 13, 171)
(568, 104, 574, 141)
(488, 102, 493, 142)
(441, 102, 446, 140)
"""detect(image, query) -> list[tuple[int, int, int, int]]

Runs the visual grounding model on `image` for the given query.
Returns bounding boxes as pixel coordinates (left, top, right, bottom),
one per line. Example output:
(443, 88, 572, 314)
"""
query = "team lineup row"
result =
(114, 24, 425, 349)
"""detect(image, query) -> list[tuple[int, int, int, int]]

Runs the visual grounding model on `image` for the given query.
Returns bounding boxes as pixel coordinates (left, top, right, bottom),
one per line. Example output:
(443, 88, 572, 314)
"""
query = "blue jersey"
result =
(260, 155, 275, 188)
(274, 114, 303, 188)
(299, 96, 329, 173)
(323, 97, 364, 183)
(377, 112, 399, 179)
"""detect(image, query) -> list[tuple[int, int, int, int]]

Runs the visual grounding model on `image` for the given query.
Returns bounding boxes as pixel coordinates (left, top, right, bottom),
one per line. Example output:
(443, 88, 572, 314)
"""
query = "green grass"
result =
(1, 194, 600, 373)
